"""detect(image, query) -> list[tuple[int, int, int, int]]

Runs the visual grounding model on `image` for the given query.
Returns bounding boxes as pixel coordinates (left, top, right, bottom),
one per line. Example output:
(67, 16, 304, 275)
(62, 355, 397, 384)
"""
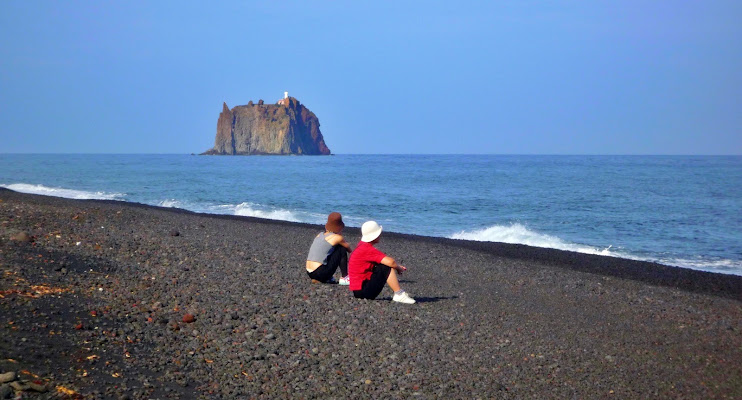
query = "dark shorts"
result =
(353, 263, 392, 300)
(307, 245, 347, 283)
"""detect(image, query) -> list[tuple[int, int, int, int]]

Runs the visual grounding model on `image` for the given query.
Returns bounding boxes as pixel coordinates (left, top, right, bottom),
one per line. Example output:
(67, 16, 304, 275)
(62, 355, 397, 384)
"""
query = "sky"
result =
(1, 1, 740, 155)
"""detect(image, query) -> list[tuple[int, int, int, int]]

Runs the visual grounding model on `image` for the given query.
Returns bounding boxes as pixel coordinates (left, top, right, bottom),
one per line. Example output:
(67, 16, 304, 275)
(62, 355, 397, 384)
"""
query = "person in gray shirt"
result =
(305, 212, 353, 285)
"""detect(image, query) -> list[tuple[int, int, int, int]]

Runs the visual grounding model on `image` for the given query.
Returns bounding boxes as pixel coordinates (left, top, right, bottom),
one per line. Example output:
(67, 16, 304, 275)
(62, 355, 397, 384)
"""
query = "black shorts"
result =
(353, 264, 392, 300)
(307, 246, 347, 283)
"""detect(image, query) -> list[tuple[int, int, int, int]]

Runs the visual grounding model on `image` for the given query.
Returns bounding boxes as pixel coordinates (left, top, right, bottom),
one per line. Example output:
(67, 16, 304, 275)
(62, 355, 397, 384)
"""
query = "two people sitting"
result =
(305, 213, 416, 304)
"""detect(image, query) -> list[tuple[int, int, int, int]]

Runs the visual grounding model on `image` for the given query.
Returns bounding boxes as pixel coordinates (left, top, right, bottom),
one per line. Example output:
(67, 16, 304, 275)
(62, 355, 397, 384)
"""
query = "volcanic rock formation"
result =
(202, 97, 331, 155)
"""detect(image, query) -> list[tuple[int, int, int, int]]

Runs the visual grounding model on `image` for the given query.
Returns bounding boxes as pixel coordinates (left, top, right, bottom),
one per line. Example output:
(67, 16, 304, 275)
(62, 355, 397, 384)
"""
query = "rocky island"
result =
(202, 93, 331, 155)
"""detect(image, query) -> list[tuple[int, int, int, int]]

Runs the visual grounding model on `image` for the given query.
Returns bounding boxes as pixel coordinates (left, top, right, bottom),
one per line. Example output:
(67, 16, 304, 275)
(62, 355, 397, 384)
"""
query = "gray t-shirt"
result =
(307, 232, 335, 264)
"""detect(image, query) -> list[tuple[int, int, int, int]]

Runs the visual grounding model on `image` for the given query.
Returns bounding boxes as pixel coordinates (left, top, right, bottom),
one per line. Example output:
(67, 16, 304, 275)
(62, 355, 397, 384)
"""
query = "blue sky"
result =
(1, 1, 740, 154)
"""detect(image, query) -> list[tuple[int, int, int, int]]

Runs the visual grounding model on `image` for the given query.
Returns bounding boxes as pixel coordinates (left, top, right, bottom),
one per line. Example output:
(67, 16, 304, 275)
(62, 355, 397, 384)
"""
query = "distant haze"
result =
(1, 1, 740, 155)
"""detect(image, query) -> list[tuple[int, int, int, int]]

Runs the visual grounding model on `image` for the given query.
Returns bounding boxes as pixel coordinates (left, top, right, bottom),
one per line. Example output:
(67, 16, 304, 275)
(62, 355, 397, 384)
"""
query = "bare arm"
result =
(327, 234, 353, 252)
(380, 256, 406, 273)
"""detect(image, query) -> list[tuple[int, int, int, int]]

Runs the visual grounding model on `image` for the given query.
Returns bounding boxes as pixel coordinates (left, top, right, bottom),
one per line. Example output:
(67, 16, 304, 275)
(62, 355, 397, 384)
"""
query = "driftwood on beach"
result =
(0, 188, 740, 399)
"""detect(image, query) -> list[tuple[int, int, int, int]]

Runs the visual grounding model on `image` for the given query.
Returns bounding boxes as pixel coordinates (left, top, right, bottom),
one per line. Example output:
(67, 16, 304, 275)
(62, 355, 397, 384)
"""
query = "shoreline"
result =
(1, 188, 741, 398)
(6, 188, 741, 300)
(2, 179, 739, 278)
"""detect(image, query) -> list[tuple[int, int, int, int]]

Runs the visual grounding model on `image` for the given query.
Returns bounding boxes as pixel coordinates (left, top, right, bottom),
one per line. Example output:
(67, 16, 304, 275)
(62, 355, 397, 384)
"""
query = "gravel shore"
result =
(1, 188, 740, 399)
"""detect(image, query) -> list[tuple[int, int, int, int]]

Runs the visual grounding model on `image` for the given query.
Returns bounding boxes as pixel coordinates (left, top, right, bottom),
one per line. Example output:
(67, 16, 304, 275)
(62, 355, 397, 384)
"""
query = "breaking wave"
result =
(201, 202, 303, 222)
(654, 257, 742, 276)
(233, 202, 301, 222)
(450, 223, 619, 257)
(153, 199, 331, 225)
(449, 223, 742, 276)
(1, 183, 125, 200)
(158, 199, 184, 208)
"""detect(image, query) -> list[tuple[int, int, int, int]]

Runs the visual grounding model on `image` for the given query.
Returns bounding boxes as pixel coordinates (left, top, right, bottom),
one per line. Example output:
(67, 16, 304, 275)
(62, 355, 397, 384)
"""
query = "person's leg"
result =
(385, 268, 401, 292)
(307, 263, 335, 282)
(308, 246, 346, 282)
(325, 245, 348, 277)
(387, 268, 415, 303)
(352, 264, 391, 299)
(339, 251, 348, 277)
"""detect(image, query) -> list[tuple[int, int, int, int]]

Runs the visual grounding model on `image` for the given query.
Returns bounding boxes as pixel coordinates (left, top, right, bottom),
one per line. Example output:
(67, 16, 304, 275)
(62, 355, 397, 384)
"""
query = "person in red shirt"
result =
(348, 221, 416, 304)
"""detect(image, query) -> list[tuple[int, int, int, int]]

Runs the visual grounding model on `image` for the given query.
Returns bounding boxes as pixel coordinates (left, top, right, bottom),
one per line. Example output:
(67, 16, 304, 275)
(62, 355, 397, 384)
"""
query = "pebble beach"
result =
(1, 188, 740, 399)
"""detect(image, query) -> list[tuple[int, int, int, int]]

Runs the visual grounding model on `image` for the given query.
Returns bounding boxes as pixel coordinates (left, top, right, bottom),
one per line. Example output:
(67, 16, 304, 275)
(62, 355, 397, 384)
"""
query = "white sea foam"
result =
(450, 223, 618, 257)
(1, 183, 125, 200)
(158, 199, 182, 208)
(655, 257, 742, 276)
(165, 201, 320, 224)
(232, 202, 301, 222)
(450, 223, 742, 276)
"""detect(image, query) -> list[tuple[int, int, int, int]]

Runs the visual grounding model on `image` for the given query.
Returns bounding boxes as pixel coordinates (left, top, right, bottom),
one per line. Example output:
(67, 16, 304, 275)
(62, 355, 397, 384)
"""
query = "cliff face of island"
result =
(202, 96, 331, 155)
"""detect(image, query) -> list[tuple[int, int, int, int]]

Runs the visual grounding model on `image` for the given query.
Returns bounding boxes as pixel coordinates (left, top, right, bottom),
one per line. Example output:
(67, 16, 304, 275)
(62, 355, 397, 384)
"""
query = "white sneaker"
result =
(338, 276, 350, 286)
(392, 291, 416, 304)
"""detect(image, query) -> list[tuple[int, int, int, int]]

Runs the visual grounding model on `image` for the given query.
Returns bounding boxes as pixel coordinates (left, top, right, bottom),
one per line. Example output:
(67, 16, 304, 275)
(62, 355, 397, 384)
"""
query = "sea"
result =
(1, 154, 740, 276)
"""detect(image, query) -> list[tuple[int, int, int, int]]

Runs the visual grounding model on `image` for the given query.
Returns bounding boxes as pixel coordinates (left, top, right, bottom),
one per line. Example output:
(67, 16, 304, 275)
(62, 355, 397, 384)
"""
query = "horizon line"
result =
(1, 152, 741, 157)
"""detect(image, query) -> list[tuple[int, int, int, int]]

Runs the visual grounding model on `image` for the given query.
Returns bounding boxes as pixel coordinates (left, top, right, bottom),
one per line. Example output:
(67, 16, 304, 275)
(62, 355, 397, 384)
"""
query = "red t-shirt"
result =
(348, 241, 386, 291)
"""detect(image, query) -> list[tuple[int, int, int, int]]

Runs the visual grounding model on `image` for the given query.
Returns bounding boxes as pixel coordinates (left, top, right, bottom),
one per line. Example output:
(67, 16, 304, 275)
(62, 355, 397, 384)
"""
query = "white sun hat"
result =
(360, 221, 383, 242)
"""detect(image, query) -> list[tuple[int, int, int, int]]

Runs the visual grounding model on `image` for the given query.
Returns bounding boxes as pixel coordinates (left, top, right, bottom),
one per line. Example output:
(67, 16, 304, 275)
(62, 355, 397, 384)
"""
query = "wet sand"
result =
(1, 188, 740, 399)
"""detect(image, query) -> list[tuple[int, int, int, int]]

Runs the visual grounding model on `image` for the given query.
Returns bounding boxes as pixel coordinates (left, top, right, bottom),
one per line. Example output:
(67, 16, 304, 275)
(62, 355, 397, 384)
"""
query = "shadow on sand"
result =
(413, 296, 458, 303)
(379, 295, 457, 303)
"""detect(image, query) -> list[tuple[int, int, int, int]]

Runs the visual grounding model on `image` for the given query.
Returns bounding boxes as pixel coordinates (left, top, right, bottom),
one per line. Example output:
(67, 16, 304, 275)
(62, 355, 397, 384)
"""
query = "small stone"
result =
(8, 381, 27, 391)
(0, 372, 15, 384)
(182, 314, 195, 323)
(169, 230, 180, 237)
(365, 379, 372, 385)
(75, 323, 84, 330)
(27, 382, 48, 393)
(10, 232, 32, 242)
(264, 333, 275, 340)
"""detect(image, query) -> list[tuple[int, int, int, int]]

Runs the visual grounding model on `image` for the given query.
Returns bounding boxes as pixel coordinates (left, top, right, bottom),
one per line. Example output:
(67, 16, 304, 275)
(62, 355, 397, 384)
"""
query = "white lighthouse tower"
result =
(284, 91, 288, 99)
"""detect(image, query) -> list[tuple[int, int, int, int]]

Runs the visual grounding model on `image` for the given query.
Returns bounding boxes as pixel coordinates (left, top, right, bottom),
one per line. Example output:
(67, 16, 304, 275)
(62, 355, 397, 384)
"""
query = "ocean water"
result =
(1, 154, 740, 276)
